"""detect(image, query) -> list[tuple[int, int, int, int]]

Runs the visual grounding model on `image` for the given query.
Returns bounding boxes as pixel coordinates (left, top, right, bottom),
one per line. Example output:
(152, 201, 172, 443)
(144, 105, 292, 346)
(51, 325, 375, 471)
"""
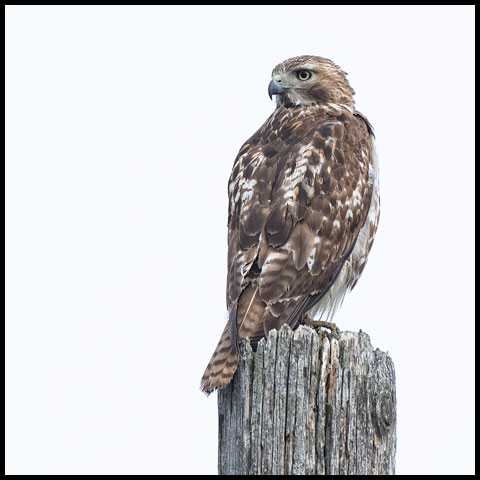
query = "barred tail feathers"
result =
(200, 324, 239, 394)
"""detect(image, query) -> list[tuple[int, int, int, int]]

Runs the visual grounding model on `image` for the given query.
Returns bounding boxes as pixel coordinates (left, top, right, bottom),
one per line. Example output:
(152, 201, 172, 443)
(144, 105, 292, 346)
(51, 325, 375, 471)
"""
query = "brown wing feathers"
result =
(200, 102, 373, 394)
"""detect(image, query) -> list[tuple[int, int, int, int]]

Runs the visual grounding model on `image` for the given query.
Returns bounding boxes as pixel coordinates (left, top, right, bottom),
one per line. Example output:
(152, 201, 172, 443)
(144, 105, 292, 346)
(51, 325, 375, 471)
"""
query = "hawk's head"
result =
(268, 55, 356, 108)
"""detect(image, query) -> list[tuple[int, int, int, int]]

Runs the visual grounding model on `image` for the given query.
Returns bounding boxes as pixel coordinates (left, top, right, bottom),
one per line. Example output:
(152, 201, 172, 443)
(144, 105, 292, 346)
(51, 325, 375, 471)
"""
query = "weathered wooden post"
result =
(218, 324, 396, 475)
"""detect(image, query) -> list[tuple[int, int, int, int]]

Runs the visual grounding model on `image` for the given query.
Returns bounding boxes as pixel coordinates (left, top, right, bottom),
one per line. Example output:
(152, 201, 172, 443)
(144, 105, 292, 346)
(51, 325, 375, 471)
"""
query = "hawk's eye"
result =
(296, 70, 312, 81)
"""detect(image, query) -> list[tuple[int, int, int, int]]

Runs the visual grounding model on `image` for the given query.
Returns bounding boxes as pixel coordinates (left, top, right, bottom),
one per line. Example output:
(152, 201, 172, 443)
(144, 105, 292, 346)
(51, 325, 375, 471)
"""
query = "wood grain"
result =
(218, 325, 396, 475)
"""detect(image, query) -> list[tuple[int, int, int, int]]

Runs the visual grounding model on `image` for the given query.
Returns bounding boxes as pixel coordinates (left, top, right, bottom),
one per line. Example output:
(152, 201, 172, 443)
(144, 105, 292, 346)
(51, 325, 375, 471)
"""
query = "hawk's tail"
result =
(200, 324, 239, 395)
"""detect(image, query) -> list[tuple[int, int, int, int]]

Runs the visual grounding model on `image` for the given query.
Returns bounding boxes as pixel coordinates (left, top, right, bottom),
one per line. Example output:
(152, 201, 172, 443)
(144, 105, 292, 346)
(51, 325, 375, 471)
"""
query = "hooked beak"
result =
(268, 79, 289, 100)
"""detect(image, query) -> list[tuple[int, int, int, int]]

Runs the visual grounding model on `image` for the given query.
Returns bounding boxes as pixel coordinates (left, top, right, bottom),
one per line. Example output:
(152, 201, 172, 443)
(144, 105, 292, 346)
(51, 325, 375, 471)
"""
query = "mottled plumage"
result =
(201, 56, 380, 394)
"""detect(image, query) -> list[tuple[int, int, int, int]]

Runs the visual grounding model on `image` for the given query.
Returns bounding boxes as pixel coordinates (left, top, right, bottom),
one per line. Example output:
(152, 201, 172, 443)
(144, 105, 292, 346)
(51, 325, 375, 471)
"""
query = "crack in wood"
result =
(218, 325, 396, 475)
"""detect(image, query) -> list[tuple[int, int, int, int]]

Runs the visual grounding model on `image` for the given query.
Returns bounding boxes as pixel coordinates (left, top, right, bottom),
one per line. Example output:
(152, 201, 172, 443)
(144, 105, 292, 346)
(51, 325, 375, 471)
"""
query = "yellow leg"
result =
(303, 312, 339, 333)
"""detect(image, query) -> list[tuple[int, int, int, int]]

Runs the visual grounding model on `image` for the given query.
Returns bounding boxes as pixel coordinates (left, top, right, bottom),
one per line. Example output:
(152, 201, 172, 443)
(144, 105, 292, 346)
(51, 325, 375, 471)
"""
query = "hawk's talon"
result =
(303, 313, 339, 333)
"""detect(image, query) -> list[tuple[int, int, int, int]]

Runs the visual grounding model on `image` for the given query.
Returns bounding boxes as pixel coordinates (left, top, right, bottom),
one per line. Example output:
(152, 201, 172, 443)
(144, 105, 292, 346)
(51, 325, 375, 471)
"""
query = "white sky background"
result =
(5, 5, 475, 475)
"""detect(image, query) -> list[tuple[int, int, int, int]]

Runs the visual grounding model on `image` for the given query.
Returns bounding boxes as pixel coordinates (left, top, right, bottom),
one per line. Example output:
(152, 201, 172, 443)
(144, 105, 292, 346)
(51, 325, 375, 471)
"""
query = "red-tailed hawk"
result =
(201, 55, 380, 394)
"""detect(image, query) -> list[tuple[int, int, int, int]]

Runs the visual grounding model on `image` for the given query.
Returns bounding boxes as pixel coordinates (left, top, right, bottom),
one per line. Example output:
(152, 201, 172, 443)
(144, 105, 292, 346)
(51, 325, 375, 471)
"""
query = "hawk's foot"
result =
(303, 313, 339, 333)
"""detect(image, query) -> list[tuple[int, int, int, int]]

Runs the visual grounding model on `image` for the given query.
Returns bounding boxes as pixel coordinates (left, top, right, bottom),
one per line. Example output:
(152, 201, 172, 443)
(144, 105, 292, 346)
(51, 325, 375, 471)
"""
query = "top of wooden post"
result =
(218, 325, 396, 475)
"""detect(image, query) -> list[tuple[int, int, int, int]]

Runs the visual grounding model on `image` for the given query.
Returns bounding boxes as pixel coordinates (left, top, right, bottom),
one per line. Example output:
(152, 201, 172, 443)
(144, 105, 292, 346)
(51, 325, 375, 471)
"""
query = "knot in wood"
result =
(218, 327, 397, 475)
(375, 391, 395, 431)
